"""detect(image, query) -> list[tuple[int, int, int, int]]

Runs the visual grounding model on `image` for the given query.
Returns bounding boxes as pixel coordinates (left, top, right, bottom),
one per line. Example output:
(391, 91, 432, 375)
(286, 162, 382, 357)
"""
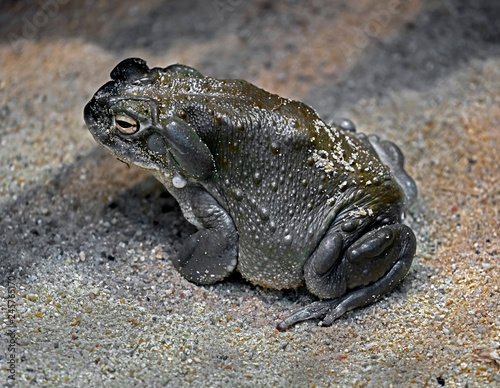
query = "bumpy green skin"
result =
(84, 58, 417, 329)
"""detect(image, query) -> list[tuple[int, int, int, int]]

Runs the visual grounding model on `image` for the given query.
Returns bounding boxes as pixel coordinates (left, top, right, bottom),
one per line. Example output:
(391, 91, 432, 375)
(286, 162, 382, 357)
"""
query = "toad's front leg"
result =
(277, 224, 416, 330)
(171, 185, 238, 285)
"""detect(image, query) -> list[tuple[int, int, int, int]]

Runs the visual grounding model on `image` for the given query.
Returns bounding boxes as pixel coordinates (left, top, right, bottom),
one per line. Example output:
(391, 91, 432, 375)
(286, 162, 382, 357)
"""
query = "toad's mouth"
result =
(101, 142, 161, 173)
(115, 156, 157, 172)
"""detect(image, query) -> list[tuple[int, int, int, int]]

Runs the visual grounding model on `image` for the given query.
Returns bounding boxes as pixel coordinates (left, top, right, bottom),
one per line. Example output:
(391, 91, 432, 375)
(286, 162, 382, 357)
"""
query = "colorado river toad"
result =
(84, 58, 417, 330)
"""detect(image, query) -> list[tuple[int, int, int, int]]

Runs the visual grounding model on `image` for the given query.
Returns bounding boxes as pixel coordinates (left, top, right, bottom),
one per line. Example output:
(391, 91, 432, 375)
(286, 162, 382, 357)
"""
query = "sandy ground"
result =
(0, 0, 499, 386)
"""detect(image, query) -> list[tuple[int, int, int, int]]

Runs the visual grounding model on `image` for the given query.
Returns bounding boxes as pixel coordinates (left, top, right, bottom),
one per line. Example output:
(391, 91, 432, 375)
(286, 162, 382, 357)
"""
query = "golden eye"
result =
(115, 115, 138, 134)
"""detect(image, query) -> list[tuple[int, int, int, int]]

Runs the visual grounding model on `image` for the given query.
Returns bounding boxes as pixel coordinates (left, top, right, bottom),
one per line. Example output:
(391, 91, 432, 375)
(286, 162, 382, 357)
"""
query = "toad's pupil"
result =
(117, 120, 133, 128)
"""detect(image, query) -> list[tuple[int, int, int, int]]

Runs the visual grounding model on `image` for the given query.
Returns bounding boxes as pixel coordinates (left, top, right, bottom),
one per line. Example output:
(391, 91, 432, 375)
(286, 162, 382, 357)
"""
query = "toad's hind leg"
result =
(277, 224, 416, 331)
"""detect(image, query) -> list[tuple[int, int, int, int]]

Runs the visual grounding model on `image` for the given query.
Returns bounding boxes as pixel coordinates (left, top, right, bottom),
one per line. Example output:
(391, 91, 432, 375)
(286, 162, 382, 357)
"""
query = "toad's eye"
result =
(115, 115, 138, 135)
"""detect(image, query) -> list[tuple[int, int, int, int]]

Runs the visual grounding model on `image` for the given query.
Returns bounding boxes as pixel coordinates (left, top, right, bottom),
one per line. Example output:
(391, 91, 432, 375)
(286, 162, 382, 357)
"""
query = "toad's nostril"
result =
(110, 58, 150, 82)
(84, 102, 111, 138)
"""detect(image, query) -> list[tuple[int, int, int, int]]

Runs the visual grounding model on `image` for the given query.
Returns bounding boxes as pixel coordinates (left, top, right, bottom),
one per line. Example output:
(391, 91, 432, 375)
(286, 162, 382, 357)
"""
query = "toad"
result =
(84, 58, 417, 330)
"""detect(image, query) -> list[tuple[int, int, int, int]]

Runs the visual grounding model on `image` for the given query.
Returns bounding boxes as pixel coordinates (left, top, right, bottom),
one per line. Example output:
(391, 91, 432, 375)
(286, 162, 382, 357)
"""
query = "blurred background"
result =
(2, 0, 499, 111)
